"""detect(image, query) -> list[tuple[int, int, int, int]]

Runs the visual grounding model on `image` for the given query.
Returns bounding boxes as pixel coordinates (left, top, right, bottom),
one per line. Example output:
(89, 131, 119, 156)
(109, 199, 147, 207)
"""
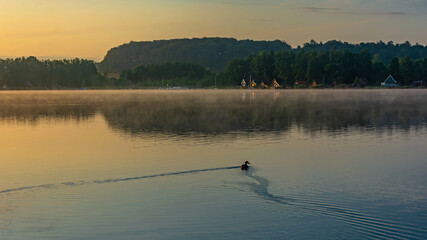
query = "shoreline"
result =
(0, 87, 426, 92)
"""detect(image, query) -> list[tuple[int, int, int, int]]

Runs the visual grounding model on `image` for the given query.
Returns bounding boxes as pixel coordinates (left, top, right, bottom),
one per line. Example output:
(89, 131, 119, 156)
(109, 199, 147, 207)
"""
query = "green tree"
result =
(273, 51, 295, 86)
(306, 51, 325, 83)
(0, 57, 105, 89)
(355, 50, 372, 80)
(250, 51, 274, 82)
(371, 58, 388, 85)
(389, 57, 400, 81)
(293, 51, 309, 83)
(400, 55, 415, 85)
(421, 58, 427, 81)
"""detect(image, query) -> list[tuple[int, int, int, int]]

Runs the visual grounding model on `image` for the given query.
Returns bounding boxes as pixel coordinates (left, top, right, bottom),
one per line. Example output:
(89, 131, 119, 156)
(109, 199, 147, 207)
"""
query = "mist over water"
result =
(0, 90, 426, 239)
(1, 89, 426, 133)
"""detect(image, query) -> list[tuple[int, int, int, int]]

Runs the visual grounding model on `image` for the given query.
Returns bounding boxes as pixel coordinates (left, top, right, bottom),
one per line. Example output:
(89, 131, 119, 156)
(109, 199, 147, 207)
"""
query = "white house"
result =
(381, 75, 398, 87)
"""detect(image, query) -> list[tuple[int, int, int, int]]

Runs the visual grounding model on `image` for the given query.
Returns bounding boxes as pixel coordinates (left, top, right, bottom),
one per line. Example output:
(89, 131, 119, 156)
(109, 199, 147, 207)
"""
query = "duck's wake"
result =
(1, 165, 425, 239)
(0, 166, 240, 194)
(243, 169, 426, 240)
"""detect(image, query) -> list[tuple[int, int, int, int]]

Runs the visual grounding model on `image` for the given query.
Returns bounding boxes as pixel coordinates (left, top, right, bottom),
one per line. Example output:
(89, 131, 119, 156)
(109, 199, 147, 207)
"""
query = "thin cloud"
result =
(301, 7, 407, 16)
(248, 18, 271, 22)
(382, 11, 407, 15)
(302, 7, 355, 15)
(217, 0, 284, 6)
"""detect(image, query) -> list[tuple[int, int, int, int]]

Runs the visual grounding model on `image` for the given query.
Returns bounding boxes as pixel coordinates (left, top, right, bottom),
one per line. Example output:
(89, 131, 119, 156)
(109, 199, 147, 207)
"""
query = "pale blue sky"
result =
(0, 0, 426, 60)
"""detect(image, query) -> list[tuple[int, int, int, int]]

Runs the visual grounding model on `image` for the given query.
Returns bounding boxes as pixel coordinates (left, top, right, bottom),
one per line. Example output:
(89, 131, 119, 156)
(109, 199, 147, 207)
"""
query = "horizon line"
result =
(1, 37, 426, 62)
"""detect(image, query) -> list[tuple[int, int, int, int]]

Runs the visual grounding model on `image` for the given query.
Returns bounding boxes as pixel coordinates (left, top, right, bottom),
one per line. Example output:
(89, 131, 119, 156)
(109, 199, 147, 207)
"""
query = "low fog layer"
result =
(0, 90, 426, 135)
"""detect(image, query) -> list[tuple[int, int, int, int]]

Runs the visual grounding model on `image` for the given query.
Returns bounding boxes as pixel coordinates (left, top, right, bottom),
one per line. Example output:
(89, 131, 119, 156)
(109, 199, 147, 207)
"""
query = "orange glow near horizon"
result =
(0, 0, 426, 61)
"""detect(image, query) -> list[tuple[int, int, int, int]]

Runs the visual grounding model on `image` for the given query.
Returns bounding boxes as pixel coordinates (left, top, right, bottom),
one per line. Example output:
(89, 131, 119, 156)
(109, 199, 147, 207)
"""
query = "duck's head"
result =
(244, 161, 250, 165)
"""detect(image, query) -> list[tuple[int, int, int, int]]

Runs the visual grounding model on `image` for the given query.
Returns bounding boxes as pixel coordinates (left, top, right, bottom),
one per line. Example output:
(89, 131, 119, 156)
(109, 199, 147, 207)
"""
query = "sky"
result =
(0, 0, 426, 61)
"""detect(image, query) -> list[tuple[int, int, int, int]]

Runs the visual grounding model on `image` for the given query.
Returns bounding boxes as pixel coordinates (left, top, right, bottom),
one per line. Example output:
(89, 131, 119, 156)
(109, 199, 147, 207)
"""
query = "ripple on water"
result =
(241, 169, 427, 240)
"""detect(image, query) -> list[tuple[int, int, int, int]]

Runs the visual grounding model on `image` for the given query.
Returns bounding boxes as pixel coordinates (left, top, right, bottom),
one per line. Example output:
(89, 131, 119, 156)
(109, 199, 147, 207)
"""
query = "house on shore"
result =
(381, 75, 398, 87)
(271, 79, 280, 88)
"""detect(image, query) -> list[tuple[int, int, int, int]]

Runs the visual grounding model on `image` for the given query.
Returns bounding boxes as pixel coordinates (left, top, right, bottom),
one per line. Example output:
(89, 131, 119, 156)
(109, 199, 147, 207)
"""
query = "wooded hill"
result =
(97, 38, 291, 73)
(98, 38, 427, 74)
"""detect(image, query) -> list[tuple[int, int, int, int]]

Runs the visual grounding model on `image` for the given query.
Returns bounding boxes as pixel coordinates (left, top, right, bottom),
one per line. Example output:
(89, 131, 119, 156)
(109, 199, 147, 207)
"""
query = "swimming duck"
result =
(241, 161, 250, 170)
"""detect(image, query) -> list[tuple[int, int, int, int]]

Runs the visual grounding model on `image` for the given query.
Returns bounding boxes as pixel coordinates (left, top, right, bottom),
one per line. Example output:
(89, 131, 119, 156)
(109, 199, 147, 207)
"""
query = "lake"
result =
(0, 89, 426, 239)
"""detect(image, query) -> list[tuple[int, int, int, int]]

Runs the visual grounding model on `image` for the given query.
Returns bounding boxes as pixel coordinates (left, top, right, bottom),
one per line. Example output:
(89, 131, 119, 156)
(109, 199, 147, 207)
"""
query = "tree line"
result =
(0, 57, 108, 89)
(120, 62, 216, 87)
(300, 40, 427, 66)
(98, 38, 427, 74)
(220, 50, 427, 87)
(1, 49, 427, 89)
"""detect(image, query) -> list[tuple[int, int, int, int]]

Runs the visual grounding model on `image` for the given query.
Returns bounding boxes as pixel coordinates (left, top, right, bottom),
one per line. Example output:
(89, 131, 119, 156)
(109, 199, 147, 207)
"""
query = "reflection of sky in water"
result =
(0, 90, 426, 239)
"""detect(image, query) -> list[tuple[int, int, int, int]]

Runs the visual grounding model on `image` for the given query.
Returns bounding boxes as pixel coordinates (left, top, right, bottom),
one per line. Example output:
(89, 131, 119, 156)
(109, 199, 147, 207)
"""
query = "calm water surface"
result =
(0, 90, 426, 239)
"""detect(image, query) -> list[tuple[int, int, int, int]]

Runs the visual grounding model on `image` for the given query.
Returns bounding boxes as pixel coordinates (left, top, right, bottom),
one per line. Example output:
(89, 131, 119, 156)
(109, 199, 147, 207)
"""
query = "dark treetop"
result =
(98, 38, 427, 74)
(97, 38, 291, 73)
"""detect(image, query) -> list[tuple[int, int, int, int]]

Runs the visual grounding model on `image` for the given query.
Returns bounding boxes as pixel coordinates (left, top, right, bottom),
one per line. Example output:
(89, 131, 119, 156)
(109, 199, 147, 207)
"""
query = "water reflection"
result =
(243, 170, 426, 240)
(0, 166, 240, 194)
(0, 90, 426, 239)
(1, 90, 426, 135)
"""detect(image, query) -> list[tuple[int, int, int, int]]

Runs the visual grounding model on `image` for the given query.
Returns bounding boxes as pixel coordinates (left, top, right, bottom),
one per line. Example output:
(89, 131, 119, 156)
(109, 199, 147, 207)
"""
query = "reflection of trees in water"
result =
(0, 104, 96, 124)
(0, 92, 98, 124)
(1, 90, 426, 134)
(102, 91, 427, 136)
(103, 97, 292, 134)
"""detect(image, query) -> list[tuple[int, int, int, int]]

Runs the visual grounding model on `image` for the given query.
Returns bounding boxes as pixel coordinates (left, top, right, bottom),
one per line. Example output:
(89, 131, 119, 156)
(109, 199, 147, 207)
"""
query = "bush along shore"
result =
(1, 49, 427, 90)
(118, 50, 427, 89)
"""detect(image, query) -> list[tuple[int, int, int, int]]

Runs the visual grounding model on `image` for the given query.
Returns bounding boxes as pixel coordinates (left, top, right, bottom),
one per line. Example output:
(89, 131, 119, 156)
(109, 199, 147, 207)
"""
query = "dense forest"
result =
(1, 39, 427, 89)
(120, 62, 216, 87)
(0, 57, 109, 89)
(97, 38, 291, 73)
(98, 38, 427, 74)
(300, 40, 427, 65)
(121, 50, 427, 87)
(220, 49, 427, 87)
